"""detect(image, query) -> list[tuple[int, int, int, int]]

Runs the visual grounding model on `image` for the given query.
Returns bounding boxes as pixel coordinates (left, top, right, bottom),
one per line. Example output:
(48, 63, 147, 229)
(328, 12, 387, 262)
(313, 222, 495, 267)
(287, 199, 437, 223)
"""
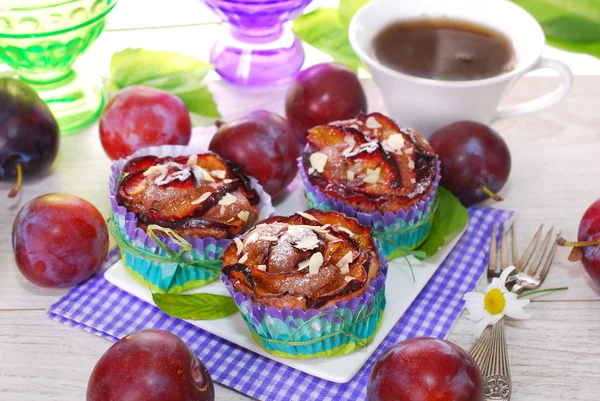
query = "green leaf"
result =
(107, 48, 220, 126)
(152, 292, 238, 320)
(339, 0, 371, 27)
(293, 8, 363, 73)
(512, 0, 600, 58)
(416, 187, 469, 259)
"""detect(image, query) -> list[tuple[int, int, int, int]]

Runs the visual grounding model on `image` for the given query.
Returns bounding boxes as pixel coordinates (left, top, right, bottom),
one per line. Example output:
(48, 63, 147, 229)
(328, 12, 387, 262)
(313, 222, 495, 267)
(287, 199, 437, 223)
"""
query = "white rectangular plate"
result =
(105, 178, 466, 383)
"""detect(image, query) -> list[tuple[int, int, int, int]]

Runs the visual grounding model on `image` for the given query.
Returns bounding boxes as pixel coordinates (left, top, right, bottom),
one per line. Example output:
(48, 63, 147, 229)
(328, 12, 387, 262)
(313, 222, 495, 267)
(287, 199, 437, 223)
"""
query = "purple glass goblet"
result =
(202, 0, 313, 87)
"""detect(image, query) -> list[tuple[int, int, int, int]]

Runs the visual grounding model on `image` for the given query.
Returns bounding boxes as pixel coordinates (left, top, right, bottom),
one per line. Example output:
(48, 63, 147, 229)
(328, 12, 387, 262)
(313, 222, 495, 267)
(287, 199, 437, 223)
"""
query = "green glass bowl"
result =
(0, 0, 118, 135)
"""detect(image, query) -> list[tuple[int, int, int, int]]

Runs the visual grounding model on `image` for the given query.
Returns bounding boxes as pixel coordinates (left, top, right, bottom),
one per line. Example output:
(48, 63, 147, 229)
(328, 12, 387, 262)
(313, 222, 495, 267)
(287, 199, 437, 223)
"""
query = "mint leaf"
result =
(152, 292, 238, 320)
(107, 48, 220, 126)
(416, 187, 469, 259)
(339, 0, 371, 27)
(293, 8, 362, 73)
(512, 0, 600, 58)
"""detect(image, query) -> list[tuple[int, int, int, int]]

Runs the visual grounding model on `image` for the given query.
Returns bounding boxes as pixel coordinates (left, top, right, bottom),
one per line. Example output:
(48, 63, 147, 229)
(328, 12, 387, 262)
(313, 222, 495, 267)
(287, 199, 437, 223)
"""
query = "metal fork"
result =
(470, 222, 560, 401)
(487, 223, 560, 294)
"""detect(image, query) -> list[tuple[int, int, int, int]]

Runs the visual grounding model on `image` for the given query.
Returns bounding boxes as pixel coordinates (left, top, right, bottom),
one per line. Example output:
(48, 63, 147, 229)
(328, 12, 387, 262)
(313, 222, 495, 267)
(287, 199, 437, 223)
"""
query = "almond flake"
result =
(404, 147, 413, 155)
(342, 145, 355, 156)
(227, 217, 234, 223)
(199, 169, 214, 182)
(294, 236, 320, 250)
(223, 179, 233, 184)
(143, 165, 168, 177)
(336, 251, 354, 269)
(297, 212, 317, 221)
(347, 170, 355, 180)
(340, 266, 350, 275)
(344, 136, 356, 146)
(408, 160, 415, 170)
(363, 167, 381, 184)
(211, 169, 226, 179)
(411, 178, 416, 184)
(308, 252, 324, 275)
(260, 235, 279, 242)
(337, 227, 355, 237)
(349, 163, 363, 174)
(238, 253, 248, 264)
(218, 193, 237, 206)
(309, 152, 328, 173)
(234, 237, 244, 256)
(344, 276, 355, 282)
(257, 265, 267, 271)
(237, 211, 249, 222)
(220, 205, 226, 216)
(297, 259, 310, 270)
(349, 124, 360, 130)
(365, 116, 382, 129)
(154, 173, 168, 185)
(191, 191, 212, 205)
(186, 155, 198, 165)
(386, 134, 405, 151)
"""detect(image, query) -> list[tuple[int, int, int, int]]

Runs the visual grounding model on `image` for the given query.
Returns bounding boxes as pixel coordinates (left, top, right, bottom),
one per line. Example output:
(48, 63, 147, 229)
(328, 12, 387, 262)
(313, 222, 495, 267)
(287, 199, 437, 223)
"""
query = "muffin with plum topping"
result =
(299, 112, 440, 257)
(109, 146, 273, 293)
(221, 209, 387, 358)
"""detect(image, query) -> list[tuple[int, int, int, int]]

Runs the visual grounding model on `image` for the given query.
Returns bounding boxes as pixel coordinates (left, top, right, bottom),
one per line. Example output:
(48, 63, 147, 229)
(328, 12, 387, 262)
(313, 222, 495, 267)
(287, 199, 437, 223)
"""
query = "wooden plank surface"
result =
(1, 76, 599, 400)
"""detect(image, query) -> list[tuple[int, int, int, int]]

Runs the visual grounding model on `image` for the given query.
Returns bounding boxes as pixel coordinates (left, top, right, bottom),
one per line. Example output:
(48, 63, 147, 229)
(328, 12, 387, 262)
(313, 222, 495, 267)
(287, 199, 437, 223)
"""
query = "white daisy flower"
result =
(463, 266, 530, 339)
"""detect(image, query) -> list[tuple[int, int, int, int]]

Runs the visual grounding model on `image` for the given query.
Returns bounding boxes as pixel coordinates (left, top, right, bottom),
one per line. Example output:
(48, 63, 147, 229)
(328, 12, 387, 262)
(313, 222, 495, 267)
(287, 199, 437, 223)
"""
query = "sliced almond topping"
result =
(237, 211, 249, 222)
(344, 275, 354, 282)
(154, 173, 168, 185)
(257, 265, 267, 271)
(404, 147, 413, 155)
(410, 178, 416, 184)
(143, 165, 168, 177)
(218, 193, 237, 206)
(344, 136, 356, 146)
(337, 227, 355, 237)
(308, 167, 315, 175)
(363, 167, 381, 184)
(294, 236, 320, 250)
(365, 116, 382, 129)
(309, 152, 328, 173)
(220, 205, 226, 216)
(349, 163, 363, 174)
(202, 169, 216, 183)
(238, 253, 248, 264)
(260, 235, 279, 242)
(349, 124, 360, 130)
(386, 134, 405, 151)
(211, 169, 226, 179)
(297, 259, 310, 270)
(191, 191, 212, 205)
(227, 217, 235, 223)
(308, 252, 324, 275)
(186, 155, 198, 166)
(223, 179, 233, 184)
(297, 211, 317, 221)
(347, 170, 355, 180)
(340, 266, 350, 275)
(408, 160, 415, 170)
(234, 237, 244, 256)
(336, 251, 354, 268)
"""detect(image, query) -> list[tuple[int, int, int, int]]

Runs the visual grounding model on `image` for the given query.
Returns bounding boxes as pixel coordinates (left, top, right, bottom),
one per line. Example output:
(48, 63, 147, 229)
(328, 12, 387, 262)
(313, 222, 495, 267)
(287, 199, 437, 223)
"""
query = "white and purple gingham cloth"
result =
(48, 207, 511, 400)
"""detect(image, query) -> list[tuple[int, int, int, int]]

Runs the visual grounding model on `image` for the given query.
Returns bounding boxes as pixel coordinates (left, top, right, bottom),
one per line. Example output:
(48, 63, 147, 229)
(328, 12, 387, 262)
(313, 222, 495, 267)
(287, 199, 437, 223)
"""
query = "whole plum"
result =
(87, 329, 214, 401)
(368, 337, 484, 401)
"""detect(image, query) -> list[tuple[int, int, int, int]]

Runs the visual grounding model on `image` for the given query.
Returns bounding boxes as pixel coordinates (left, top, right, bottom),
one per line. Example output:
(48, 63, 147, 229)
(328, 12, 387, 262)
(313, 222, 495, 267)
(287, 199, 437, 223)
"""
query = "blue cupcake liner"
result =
(298, 156, 441, 257)
(221, 250, 388, 359)
(109, 145, 274, 293)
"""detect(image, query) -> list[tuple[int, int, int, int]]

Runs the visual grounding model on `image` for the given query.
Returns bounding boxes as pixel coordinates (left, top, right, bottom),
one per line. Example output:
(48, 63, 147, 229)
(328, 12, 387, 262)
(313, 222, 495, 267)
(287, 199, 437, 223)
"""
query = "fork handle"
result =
(469, 318, 512, 401)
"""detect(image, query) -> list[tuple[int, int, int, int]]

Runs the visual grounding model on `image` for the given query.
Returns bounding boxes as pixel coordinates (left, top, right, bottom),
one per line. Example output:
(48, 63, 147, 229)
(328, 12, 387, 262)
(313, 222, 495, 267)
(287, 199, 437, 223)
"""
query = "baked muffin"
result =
(109, 145, 273, 294)
(221, 209, 387, 358)
(299, 113, 441, 258)
(117, 153, 260, 240)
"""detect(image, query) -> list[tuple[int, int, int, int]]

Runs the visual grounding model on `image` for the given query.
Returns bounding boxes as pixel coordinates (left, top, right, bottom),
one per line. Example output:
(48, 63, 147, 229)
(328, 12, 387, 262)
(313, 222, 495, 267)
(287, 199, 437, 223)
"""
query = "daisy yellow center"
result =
(484, 289, 506, 315)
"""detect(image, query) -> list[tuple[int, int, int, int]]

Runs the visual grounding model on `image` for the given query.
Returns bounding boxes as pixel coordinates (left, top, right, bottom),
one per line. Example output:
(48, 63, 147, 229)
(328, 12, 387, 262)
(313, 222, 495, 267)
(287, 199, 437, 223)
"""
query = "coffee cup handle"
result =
(494, 57, 573, 121)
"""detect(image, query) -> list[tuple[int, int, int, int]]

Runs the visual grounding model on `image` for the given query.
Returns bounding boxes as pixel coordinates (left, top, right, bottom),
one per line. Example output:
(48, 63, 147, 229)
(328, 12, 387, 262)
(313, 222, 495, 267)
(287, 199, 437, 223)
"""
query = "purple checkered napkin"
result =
(48, 207, 512, 401)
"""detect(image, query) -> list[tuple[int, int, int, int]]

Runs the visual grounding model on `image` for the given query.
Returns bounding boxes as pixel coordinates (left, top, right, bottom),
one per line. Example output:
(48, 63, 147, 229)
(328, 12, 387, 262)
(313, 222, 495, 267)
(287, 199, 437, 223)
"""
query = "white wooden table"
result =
(2, 2, 600, 400)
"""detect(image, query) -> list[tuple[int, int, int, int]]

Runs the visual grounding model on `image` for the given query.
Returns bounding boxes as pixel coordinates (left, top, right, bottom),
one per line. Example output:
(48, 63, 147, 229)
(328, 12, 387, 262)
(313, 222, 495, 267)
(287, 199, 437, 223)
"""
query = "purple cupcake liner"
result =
(110, 145, 275, 256)
(297, 156, 441, 229)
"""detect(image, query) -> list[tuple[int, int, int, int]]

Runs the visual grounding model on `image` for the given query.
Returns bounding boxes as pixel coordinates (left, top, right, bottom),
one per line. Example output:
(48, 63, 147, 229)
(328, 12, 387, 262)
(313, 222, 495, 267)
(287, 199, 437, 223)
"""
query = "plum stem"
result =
(556, 237, 600, 248)
(8, 164, 22, 198)
(477, 184, 503, 201)
(215, 119, 225, 129)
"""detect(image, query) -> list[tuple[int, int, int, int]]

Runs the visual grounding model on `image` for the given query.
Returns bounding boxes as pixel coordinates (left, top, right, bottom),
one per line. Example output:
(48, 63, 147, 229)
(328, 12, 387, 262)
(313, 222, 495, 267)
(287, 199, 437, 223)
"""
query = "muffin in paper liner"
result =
(221, 254, 387, 359)
(220, 210, 388, 359)
(298, 157, 441, 258)
(109, 145, 274, 294)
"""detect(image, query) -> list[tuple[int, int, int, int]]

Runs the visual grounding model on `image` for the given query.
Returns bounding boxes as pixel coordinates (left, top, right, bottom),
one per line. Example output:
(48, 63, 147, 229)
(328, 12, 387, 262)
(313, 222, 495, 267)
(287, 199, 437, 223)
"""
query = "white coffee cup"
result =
(349, 0, 573, 136)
